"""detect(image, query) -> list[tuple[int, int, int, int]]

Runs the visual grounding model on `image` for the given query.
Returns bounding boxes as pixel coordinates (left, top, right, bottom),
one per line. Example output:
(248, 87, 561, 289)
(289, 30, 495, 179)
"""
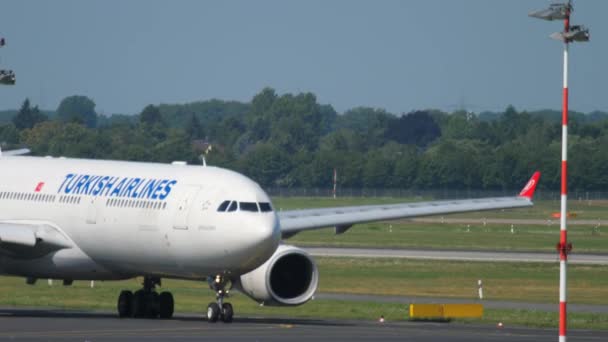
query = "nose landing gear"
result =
(207, 274, 234, 323)
(117, 276, 174, 319)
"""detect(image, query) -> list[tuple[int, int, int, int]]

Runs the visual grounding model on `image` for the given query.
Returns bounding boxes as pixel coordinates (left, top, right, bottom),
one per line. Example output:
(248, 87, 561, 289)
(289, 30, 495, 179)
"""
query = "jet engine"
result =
(236, 244, 318, 306)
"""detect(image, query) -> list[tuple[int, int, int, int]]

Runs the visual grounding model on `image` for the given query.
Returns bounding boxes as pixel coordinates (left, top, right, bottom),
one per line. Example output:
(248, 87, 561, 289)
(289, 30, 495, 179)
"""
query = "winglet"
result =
(518, 171, 541, 199)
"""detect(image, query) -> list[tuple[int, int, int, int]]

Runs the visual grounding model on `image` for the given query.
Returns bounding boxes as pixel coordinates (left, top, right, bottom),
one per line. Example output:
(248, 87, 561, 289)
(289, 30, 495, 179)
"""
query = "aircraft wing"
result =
(0, 222, 73, 258)
(0, 148, 31, 156)
(278, 171, 540, 238)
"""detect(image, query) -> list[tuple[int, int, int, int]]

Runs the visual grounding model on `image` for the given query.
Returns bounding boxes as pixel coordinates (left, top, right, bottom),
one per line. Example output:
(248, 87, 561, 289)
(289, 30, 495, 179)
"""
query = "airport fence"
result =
(265, 187, 608, 201)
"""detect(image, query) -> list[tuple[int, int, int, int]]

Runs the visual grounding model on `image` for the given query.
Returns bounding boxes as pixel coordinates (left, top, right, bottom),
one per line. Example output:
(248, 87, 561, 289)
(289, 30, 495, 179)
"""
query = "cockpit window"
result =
(259, 202, 273, 212)
(217, 200, 230, 212)
(227, 201, 238, 212)
(239, 202, 259, 212)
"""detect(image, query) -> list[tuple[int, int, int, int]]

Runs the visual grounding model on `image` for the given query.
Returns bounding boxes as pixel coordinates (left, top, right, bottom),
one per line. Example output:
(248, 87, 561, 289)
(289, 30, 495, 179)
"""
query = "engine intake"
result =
(236, 245, 318, 306)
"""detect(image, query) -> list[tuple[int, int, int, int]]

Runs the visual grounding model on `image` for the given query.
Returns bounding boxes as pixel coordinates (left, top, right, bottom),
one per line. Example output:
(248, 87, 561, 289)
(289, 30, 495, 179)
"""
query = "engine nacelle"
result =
(236, 244, 318, 306)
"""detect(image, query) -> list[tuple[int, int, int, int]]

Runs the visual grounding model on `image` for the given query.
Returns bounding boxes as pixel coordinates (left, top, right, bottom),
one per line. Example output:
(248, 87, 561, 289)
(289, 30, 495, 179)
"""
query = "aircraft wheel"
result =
(207, 302, 220, 323)
(131, 290, 146, 318)
(117, 290, 133, 318)
(159, 292, 174, 319)
(221, 303, 233, 323)
(146, 292, 160, 318)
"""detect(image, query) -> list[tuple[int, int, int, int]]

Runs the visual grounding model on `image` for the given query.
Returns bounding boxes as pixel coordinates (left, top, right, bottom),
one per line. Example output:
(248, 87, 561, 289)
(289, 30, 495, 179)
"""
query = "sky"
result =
(0, 0, 606, 115)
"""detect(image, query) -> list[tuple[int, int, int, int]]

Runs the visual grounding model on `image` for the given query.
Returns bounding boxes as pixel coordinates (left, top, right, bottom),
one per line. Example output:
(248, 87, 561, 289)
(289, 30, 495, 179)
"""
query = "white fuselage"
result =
(0, 156, 281, 281)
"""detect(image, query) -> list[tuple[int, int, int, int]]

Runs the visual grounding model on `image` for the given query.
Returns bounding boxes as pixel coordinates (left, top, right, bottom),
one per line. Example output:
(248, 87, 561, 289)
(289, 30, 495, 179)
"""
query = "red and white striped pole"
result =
(529, 2, 589, 340)
(559, 6, 571, 342)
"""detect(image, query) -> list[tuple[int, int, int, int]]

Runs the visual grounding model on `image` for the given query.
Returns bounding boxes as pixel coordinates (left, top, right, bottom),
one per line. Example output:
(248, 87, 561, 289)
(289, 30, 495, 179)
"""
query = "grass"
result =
(273, 197, 608, 252)
(289, 221, 608, 252)
(2, 257, 608, 329)
(466, 309, 608, 330)
(315, 258, 608, 305)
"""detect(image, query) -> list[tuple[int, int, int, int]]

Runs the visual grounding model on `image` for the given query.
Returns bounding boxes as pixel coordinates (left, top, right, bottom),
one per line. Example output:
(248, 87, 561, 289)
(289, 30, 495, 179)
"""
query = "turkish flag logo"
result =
(35, 182, 45, 192)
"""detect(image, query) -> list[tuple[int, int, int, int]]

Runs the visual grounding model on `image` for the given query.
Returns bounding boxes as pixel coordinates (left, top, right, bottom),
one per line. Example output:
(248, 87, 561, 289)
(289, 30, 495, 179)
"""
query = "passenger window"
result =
(259, 202, 273, 212)
(240, 202, 259, 212)
(217, 200, 230, 212)
(227, 201, 237, 212)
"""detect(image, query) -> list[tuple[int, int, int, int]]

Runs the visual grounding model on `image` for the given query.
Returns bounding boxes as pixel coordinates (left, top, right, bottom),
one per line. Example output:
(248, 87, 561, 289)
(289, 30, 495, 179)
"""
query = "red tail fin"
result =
(519, 171, 541, 199)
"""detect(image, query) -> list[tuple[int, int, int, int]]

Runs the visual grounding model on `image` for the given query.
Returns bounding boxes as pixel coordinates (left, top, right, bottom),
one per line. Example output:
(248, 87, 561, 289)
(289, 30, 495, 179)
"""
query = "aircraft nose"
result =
(241, 212, 281, 265)
(255, 213, 281, 251)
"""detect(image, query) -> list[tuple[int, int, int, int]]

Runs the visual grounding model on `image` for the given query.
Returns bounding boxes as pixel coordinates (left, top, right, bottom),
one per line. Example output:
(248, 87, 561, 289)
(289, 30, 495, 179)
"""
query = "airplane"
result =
(0, 147, 540, 323)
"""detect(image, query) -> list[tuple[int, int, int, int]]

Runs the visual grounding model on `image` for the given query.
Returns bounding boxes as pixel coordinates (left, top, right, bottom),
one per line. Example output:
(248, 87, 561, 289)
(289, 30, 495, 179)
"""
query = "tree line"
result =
(1, 88, 608, 192)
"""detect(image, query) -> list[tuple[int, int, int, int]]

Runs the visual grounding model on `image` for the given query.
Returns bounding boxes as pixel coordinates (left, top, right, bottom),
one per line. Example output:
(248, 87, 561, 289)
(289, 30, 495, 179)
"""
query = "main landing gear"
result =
(117, 276, 174, 319)
(206, 274, 233, 323)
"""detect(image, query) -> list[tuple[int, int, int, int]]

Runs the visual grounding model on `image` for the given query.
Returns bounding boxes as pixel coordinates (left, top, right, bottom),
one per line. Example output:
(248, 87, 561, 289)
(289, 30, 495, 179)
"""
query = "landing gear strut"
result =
(207, 274, 233, 323)
(117, 276, 174, 319)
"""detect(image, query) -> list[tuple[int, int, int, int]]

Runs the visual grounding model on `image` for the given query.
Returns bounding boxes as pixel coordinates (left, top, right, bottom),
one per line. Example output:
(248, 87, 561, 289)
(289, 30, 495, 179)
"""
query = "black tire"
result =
(221, 303, 233, 323)
(159, 292, 174, 319)
(206, 302, 220, 323)
(146, 292, 160, 318)
(117, 290, 133, 318)
(131, 290, 146, 318)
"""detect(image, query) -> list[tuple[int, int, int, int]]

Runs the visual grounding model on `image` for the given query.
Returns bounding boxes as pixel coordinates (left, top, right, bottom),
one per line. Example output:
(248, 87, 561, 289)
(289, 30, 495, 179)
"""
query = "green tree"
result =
(246, 88, 277, 142)
(186, 113, 203, 139)
(362, 152, 394, 188)
(0, 123, 20, 146)
(12, 98, 47, 130)
(153, 129, 198, 163)
(21, 121, 104, 158)
(140, 104, 164, 126)
(337, 107, 392, 149)
(385, 110, 441, 147)
(241, 143, 291, 186)
(56, 95, 97, 128)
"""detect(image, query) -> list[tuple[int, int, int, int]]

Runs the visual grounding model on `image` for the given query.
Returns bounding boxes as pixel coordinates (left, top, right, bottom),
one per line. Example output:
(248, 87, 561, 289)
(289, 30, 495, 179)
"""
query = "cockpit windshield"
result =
(216, 200, 273, 213)
(259, 202, 272, 212)
(217, 200, 230, 212)
(239, 202, 258, 212)
(227, 201, 238, 212)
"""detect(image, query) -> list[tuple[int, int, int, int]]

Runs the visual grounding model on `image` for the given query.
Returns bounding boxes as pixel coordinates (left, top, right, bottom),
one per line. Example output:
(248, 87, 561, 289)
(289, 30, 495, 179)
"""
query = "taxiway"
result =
(0, 307, 606, 341)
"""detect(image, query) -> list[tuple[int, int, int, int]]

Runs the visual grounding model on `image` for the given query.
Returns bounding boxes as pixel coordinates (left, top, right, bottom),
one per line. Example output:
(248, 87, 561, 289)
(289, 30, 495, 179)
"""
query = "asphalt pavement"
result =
(0, 307, 606, 341)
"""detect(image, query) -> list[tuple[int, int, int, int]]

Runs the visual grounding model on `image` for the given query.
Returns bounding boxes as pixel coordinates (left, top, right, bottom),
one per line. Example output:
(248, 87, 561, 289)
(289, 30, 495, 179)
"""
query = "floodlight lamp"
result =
(0, 70, 16, 85)
(529, 2, 571, 21)
(550, 25, 590, 42)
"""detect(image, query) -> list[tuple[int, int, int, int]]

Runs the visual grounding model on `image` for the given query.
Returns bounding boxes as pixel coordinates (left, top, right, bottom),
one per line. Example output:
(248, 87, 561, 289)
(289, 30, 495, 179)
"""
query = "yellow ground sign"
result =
(409, 304, 483, 319)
